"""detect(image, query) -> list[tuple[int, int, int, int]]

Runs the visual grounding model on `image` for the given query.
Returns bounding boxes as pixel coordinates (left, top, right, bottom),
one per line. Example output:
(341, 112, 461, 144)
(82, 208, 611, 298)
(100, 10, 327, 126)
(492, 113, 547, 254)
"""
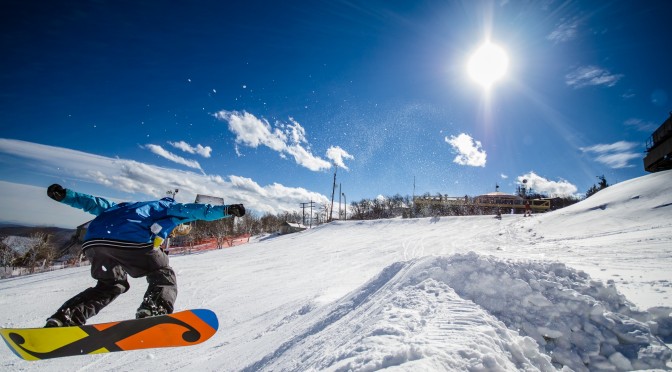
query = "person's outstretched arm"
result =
(47, 184, 116, 216)
(166, 202, 246, 221)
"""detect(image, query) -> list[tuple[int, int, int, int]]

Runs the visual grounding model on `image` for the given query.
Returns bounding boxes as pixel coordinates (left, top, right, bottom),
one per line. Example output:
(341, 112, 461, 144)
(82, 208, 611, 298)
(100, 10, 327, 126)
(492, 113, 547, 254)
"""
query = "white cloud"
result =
(326, 146, 355, 170)
(580, 141, 641, 168)
(547, 19, 580, 43)
(516, 172, 578, 197)
(217, 110, 286, 151)
(624, 118, 656, 132)
(580, 141, 637, 153)
(445, 133, 487, 167)
(0, 139, 330, 226)
(565, 65, 623, 88)
(285, 144, 332, 171)
(0, 181, 101, 228)
(145, 144, 203, 171)
(214, 110, 350, 172)
(168, 141, 212, 158)
(594, 152, 642, 169)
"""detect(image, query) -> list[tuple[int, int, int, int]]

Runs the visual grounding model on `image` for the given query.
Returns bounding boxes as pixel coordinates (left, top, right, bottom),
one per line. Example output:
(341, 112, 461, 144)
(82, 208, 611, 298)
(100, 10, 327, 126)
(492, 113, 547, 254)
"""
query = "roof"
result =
(477, 192, 522, 199)
(281, 222, 306, 228)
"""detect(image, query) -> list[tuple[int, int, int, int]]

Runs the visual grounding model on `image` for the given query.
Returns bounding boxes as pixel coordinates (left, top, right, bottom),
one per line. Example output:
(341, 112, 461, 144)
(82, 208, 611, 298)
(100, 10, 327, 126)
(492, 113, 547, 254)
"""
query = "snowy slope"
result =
(0, 170, 671, 371)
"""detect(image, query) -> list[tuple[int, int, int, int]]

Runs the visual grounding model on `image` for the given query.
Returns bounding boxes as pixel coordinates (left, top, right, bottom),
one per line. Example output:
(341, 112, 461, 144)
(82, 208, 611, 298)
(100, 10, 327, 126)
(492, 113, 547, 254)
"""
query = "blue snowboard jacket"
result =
(59, 189, 233, 244)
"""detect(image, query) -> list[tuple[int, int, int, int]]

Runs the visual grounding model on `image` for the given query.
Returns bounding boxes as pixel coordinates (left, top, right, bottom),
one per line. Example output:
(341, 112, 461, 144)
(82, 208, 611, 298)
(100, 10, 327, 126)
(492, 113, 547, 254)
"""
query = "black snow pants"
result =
(49, 244, 177, 326)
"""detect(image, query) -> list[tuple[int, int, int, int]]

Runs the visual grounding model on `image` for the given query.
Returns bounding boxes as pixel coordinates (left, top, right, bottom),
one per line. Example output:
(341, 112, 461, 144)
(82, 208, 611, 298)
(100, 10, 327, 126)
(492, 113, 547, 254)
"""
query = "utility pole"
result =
(338, 183, 342, 220)
(300, 202, 308, 225)
(411, 176, 415, 218)
(309, 200, 313, 227)
(329, 163, 337, 221)
(301, 201, 316, 227)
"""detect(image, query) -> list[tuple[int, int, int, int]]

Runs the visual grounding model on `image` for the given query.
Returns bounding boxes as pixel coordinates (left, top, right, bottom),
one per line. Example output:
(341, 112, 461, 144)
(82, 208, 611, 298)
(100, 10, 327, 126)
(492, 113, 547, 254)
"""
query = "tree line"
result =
(1, 176, 610, 273)
(344, 177, 609, 221)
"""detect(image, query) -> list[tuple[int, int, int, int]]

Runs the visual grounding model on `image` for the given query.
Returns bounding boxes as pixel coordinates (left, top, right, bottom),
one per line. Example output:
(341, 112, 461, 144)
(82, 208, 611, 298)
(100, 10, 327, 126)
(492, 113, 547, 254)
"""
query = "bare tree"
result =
(18, 232, 55, 274)
(0, 238, 18, 275)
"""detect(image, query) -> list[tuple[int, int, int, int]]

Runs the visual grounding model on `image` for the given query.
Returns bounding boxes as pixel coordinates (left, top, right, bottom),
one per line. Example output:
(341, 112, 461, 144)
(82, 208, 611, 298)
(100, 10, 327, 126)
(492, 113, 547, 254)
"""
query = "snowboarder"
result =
(44, 184, 245, 327)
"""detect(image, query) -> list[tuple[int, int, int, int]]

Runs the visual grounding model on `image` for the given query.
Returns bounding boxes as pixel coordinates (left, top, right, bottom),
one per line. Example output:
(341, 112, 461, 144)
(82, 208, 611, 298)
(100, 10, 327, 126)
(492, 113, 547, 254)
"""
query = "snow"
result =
(1, 170, 671, 371)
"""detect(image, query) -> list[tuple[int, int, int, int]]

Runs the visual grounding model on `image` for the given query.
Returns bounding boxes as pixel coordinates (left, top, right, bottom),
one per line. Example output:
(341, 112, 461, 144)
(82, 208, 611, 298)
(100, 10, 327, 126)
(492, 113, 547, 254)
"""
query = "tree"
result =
(0, 238, 18, 269)
(16, 232, 55, 273)
(586, 175, 609, 198)
(237, 211, 261, 236)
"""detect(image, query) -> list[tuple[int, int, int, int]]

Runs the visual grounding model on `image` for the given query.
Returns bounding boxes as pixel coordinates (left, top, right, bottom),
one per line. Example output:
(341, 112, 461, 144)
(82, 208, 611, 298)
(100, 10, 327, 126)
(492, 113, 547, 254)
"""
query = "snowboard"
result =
(0, 309, 218, 361)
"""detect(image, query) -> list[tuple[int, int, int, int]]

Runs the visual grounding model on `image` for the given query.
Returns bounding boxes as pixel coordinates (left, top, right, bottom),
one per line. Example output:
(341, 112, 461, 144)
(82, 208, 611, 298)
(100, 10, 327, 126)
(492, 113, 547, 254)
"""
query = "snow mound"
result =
(249, 253, 671, 371)
(536, 169, 672, 231)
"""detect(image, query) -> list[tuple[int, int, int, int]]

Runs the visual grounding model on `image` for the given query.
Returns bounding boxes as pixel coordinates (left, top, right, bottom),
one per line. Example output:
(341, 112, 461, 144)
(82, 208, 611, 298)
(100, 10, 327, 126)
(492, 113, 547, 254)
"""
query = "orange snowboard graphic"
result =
(0, 309, 218, 360)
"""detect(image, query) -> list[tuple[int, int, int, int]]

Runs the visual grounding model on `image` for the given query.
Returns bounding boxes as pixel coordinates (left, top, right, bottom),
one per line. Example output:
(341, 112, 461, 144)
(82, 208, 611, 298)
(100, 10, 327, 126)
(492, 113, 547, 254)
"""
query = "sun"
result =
(467, 42, 509, 89)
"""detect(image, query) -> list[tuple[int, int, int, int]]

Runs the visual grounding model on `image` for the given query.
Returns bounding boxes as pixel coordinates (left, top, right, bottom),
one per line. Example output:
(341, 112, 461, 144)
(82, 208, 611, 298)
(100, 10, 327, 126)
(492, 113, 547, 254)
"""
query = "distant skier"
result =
(524, 200, 532, 217)
(44, 184, 245, 327)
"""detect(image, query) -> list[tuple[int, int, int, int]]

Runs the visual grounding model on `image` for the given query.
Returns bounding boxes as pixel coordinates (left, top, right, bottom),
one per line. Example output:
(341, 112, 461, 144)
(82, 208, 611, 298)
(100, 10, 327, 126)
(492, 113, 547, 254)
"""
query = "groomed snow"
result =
(1, 170, 671, 371)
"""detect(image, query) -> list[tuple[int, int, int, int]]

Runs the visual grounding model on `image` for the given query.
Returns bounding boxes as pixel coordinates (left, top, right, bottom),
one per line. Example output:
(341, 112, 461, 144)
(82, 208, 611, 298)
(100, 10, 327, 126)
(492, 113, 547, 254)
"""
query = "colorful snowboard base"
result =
(0, 309, 218, 361)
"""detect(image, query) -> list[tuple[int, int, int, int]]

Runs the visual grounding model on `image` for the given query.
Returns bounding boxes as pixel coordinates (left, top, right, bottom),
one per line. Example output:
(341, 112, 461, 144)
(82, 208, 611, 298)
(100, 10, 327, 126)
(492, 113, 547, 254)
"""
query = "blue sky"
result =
(1, 0, 670, 227)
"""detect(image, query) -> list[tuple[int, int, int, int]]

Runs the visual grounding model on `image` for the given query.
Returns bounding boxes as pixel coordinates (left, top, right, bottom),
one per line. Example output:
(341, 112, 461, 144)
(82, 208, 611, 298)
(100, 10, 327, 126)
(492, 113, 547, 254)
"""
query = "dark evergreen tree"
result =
(586, 175, 609, 198)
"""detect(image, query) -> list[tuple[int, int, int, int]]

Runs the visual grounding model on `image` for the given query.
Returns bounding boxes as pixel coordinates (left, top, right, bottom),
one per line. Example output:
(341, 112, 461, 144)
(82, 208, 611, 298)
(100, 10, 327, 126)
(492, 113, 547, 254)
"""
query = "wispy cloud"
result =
(145, 144, 203, 172)
(0, 138, 330, 219)
(214, 110, 352, 172)
(517, 172, 578, 197)
(621, 89, 635, 100)
(565, 65, 623, 88)
(580, 141, 641, 168)
(168, 141, 212, 158)
(624, 118, 656, 132)
(547, 18, 580, 43)
(445, 133, 487, 167)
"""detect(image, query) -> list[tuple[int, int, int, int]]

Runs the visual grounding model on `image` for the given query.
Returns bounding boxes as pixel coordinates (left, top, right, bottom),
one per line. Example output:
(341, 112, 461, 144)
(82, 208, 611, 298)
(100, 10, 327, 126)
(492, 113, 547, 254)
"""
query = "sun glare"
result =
(467, 42, 509, 89)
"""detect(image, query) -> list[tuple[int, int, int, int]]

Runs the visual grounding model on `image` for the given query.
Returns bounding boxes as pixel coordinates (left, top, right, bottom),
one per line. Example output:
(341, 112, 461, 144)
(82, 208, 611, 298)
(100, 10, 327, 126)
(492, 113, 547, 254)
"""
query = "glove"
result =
(47, 184, 66, 202)
(227, 204, 245, 217)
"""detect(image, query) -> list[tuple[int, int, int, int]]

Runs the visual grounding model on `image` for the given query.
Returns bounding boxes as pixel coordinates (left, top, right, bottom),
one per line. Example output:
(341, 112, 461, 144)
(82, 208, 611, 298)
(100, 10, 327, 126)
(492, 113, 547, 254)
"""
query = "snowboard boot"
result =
(44, 318, 64, 328)
(44, 309, 75, 328)
(135, 298, 170, 319)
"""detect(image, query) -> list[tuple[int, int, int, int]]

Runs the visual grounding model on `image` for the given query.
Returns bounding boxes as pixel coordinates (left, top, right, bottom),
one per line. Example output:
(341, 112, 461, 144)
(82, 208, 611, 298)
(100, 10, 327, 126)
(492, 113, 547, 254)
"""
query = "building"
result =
(474, 191, 550, 214)
(278, 222, 307, 235)
(413, 190, 550, 215)
(644, 112, 672, 172)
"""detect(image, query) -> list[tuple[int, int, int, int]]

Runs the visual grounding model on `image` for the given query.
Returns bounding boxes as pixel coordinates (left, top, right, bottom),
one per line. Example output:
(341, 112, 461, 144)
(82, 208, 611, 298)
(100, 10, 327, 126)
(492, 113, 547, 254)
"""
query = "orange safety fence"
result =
(165, 234, 251, 255)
